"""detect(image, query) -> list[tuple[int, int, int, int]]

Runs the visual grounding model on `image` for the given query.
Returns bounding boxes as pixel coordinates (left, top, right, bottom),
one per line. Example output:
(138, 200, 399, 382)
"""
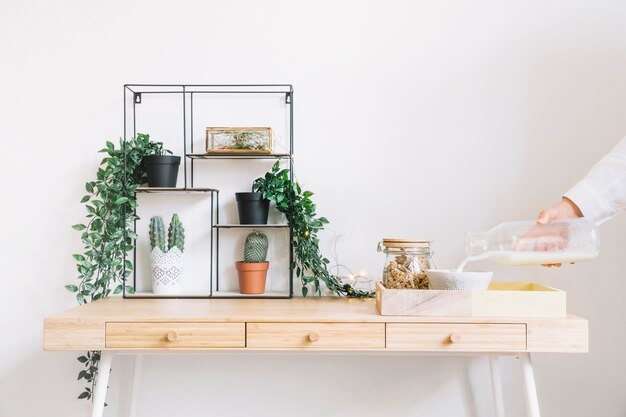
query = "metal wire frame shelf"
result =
(122, 84, 294, 299)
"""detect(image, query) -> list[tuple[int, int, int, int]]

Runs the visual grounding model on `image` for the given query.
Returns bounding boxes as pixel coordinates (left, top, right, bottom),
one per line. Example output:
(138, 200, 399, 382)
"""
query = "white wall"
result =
(1, 0, 626, 416)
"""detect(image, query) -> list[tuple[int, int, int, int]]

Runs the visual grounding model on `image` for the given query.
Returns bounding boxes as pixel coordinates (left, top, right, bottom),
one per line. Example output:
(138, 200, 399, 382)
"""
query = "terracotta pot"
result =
(236, 261, 269, 294)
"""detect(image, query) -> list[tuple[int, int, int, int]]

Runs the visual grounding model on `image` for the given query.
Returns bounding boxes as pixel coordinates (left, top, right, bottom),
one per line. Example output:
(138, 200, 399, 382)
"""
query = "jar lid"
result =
(381, 238, 431, 248)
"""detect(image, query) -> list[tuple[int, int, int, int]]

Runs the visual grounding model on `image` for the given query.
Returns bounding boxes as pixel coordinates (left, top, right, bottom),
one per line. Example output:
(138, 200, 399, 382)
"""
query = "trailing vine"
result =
(253, 162, 374, 298)
(67, 133, 168, 400)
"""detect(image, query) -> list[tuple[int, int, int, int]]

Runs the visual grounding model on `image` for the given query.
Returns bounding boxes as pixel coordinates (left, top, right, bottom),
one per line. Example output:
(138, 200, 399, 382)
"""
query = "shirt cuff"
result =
(564, 180, 615, 225)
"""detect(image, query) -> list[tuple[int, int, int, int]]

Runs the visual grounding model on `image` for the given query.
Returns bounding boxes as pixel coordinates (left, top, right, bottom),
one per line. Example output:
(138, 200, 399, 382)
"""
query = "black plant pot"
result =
(236, 192, 270, 224)
(144, 155, 181, 187)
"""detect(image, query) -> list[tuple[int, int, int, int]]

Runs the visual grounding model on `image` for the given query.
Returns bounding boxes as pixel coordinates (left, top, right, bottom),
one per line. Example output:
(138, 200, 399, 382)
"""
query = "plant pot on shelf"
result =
(236, 231, 270, 294)
(236, 261, 269, 294)
(235, 192, 269, 224)
(150, 247, 183, 295)
(143, 155, 181, 187)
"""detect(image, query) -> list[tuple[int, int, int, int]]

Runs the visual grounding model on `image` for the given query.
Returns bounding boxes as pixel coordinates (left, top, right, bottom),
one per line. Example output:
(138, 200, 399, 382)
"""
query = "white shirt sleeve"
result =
(564, 136, 626, 224)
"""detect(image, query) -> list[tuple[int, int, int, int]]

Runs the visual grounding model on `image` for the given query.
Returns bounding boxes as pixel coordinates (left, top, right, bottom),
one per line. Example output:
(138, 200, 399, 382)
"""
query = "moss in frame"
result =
(205, 127, 272, 154)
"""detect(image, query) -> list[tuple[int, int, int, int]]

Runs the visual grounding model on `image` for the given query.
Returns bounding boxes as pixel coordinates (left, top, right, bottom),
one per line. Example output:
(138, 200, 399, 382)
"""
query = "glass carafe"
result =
(464, 218, 600, 267)
(377, 239, 434, 289)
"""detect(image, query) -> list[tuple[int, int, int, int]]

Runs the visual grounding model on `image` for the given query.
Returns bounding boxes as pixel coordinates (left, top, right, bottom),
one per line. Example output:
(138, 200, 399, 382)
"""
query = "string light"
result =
(328, 230, 375, 292)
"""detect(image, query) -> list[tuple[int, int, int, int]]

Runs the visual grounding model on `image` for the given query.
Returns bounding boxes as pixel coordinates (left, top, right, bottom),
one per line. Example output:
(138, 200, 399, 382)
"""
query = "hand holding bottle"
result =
(535, 198, 583, 266)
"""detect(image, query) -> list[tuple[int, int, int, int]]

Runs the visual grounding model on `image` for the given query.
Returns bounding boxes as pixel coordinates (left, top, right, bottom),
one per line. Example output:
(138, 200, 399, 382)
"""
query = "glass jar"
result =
(377, 239, 434, 289)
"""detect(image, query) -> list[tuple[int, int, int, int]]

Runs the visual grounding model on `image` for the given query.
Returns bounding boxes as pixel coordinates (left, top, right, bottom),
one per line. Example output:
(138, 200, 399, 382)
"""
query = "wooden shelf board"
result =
(187, 153, 291, 160)
(213, 224, 290, 229)
(212, 291, 291, 298)
(124, 291, 290, 299)
(135, 187, 218, 194)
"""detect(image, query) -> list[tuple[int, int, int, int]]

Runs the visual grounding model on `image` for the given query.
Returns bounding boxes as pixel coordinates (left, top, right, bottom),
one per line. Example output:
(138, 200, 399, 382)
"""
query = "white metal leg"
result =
(519, 353, 541, 417)
(128, 355, 143, 417)
(489, 355, 506, 417)
(91, 351, 114, 417)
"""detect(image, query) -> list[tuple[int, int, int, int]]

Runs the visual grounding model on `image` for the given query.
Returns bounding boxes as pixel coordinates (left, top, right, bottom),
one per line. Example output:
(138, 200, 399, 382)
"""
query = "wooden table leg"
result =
(489, 355, 506, 417)
(520, 353, 541, 417)
(128, 354, 143, 417)
(91, 351, 114, 417)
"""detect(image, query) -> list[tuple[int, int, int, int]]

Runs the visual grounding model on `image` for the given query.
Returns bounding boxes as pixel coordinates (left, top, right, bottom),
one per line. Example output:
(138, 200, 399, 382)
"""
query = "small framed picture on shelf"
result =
(205, 127, 272, 154)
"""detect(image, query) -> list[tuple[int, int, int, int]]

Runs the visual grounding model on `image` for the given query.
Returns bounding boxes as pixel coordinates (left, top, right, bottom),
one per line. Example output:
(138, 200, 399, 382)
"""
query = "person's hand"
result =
(535, 197, 583, 266)
(537, 197, 583, 225)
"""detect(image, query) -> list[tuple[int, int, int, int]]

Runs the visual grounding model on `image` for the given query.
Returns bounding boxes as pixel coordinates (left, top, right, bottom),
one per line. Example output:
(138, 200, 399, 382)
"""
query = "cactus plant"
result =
(244, 231, 268, 262)
(149, 216, 166, 252)
(168, 213, 185, 253)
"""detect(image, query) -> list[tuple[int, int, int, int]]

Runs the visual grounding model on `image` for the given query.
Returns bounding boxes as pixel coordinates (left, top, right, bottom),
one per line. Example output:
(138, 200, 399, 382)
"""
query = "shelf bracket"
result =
(285, 92, 292, 104)
(134, 92, 142, 104)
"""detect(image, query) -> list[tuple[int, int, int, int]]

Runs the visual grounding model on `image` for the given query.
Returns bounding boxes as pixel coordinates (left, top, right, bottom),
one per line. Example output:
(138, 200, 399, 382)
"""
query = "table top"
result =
(46, 296, 582, 323)
(43, 297, 588, 353)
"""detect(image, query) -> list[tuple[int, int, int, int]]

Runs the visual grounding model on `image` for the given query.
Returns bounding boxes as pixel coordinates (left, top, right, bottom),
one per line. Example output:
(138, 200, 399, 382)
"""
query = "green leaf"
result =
(80, 195, 90, 203)
(114, 197, 129, 205)
(302, 286, 308, 297)
(65, 284, 79, 293)
(72, 224, 86, 231)
(78, 392, 90, 399)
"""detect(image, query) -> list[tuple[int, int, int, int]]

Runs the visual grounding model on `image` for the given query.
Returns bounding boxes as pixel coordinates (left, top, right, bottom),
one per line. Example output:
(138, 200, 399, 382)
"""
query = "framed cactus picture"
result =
(205, 127, 272, 154)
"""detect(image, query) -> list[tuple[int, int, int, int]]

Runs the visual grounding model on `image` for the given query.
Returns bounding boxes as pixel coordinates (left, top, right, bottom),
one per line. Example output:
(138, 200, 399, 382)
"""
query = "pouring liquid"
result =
(456, 251, 598, 272)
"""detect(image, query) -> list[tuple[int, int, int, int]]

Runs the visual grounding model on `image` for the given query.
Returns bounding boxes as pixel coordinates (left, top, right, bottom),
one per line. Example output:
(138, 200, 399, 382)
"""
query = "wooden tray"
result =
(375, 281, 566, 318)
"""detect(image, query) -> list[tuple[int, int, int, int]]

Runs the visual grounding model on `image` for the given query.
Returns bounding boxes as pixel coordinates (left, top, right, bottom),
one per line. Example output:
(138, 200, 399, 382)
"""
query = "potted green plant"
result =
(235, 191, 270, 224)
(236, 231, 269, 294)
(143, 149, 181, 187)
(149, 214, 185, 294)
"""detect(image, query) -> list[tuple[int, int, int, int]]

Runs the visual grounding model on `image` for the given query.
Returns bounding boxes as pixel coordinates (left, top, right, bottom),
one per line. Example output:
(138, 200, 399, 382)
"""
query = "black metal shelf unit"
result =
(122, 84, 294, 299)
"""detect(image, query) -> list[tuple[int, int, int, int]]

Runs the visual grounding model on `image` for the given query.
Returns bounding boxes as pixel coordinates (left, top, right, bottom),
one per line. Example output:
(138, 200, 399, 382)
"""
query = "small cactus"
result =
(168, 213, 185, 253)
(149, 216, 166, 252)
(244, 231, 268, 262)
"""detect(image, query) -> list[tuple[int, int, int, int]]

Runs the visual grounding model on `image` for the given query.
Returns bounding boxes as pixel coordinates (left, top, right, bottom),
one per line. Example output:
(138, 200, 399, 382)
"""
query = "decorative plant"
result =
(244, 231, 269, 262)
(214, 129, 270, 151)
(168, 213, 185, 252)
(149, 216, 167, 252)
(68, 133, 168, 401)
(149, 214, 185, 252)
(230, 130, 267, 150)
(237, 230, 270, 294)
(253, 162, 374, 298)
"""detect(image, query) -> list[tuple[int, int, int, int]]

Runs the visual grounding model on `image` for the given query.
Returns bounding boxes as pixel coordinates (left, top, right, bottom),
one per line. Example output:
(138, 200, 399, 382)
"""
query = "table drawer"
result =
(386, 323, 526, 351)
(105, 322, 245, 349)
(247, 323, 385, 349)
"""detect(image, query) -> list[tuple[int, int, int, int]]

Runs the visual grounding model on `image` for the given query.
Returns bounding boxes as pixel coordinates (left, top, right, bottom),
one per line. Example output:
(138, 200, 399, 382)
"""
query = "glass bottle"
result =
(377, 239, 434, 289)
(463, 218, 600, 268)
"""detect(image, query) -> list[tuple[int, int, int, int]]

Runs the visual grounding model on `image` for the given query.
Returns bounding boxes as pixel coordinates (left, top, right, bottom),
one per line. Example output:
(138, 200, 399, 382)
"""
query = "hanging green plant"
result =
(253, 162, 374, 298)
(67, 133, 169, 400)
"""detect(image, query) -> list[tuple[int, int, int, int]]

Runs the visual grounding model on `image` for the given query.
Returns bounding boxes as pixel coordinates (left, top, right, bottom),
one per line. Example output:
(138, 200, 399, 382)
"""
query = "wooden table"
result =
(44, 297, 588, 417)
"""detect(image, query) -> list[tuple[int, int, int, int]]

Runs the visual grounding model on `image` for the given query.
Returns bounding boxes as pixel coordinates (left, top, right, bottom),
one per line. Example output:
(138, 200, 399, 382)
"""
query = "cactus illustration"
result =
(149, 216, 167, 252)
(244, 231, 269, 263)
(168, 213, 185, 253)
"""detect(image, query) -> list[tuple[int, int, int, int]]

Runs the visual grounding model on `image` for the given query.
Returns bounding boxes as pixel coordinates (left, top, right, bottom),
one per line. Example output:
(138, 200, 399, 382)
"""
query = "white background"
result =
(1, 1, 626, 416)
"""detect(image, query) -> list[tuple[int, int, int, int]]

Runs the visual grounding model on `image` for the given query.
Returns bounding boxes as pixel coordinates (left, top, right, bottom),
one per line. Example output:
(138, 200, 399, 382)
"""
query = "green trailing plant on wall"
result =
(68, 133, 168, 401)
(253, 162, 374, 298)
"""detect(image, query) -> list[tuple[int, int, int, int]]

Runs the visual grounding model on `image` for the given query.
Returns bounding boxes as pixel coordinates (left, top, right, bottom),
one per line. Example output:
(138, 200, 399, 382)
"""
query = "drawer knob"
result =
(449, 333, 462, 343)
(166, 331, 178, 342)
(308, 332, 320, 342)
